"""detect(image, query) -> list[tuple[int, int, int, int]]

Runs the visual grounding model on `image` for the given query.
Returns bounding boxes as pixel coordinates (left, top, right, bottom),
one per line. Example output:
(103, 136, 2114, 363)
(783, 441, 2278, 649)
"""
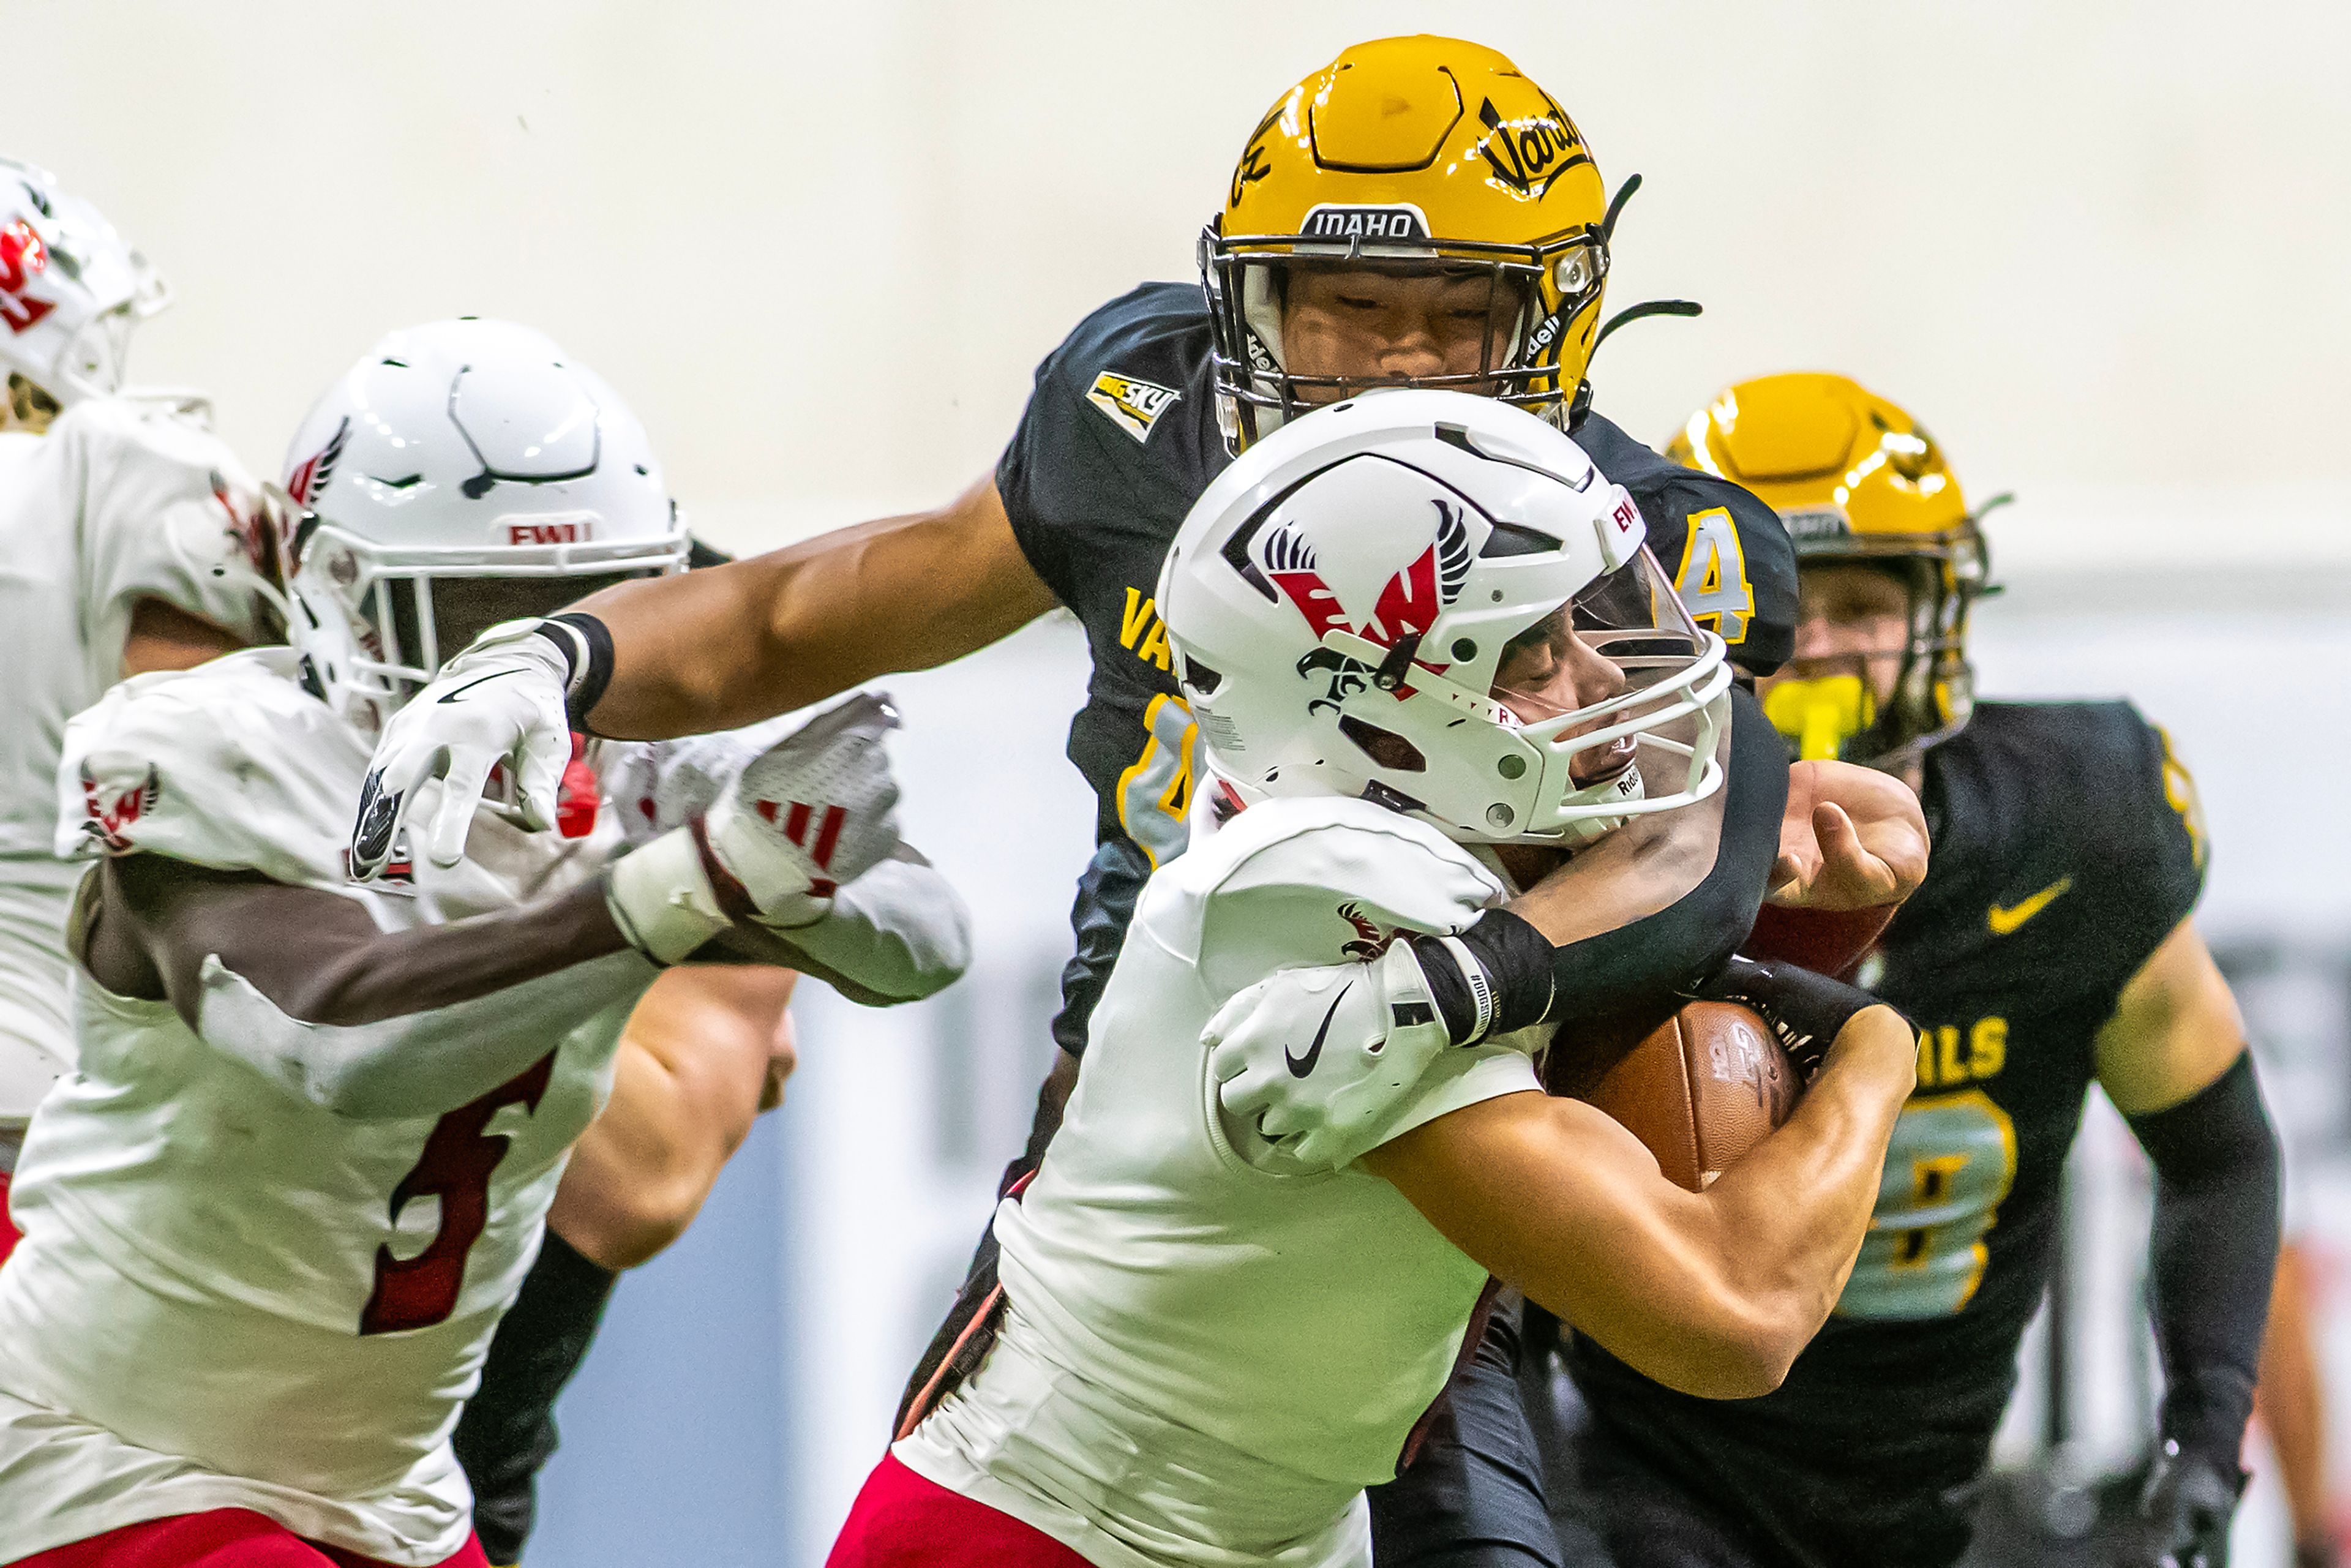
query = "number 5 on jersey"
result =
(361, 1053, 555, 1336)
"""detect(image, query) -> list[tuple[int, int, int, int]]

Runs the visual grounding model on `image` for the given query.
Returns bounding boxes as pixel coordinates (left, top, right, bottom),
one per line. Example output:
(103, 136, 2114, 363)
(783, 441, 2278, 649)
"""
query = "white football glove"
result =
(351, 619, 572, 877)
(605, 692, 904, 962)
(1205, 940, 1456, 1172)
(599, 716, 812, 849)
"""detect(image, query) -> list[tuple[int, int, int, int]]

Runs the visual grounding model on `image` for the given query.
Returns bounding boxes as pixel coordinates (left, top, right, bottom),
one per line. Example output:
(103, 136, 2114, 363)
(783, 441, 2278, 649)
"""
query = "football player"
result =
(831, 394, 1921, 1568)
(0, 320, 969, 1568)
(1541, 373, 2281, 1568)
(0, 158, 274, 1236)
(350, 40, 1925, 1563)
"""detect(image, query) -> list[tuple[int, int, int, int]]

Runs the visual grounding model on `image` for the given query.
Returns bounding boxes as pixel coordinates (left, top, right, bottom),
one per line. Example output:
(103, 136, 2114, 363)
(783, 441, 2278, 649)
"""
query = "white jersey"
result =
(0, 649, 628, 1566)
(0, 399, 268, 1127)
(897, 798, 1543, 1568)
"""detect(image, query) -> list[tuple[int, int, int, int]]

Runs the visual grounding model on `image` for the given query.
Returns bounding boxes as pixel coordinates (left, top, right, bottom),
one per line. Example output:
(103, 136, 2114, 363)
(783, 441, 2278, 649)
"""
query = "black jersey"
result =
(998, 281, 1799, 1052)
(1568, 700, 2208, 1568)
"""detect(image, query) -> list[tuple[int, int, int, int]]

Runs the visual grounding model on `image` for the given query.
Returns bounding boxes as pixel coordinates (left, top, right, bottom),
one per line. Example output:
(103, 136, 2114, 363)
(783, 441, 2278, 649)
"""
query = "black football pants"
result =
(451, 1228, 620, 1565)
(1367, 1294, 1565, 1568)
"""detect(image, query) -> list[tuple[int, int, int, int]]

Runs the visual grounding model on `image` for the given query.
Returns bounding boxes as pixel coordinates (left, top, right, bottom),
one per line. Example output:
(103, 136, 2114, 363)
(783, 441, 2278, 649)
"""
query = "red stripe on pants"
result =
(827, 1454, 1094, 1567)
(0, 1171, 19, 1269)
(6, 1509, 492, 1568)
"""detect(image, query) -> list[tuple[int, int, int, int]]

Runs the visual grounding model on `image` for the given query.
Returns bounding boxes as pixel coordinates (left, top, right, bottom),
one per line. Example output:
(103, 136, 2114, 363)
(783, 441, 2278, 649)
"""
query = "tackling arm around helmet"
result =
(1204, 693, 1928, 1163)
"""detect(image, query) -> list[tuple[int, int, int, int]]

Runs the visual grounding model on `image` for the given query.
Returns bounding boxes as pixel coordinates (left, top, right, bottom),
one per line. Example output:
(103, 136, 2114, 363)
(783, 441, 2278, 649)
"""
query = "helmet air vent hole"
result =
(1339, 715, 1425, 772)
(1451, 638, 1478, 662)
(1182, 657, 1224, 696)
(1496, 754, 1526, 779)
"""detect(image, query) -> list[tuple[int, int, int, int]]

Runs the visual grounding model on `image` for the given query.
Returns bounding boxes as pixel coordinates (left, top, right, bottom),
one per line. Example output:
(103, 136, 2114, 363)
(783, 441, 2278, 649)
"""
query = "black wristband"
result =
(1693, 953, 1896, 1076)
(1411, 909, 1556, 1045)
(541, 612, 615, 733)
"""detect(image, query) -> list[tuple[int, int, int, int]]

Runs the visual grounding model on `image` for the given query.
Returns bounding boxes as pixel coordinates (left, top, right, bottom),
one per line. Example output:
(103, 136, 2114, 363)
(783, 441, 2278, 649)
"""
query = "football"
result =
(1575, 1002, 1802, 1192)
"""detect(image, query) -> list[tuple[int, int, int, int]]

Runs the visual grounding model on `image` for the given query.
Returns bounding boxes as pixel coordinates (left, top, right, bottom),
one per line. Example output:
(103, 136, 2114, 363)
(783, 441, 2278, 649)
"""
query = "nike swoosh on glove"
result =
(353, 618, 572, 878)
(1205, 940, 1455, 1173)
(605, 692, 903, 963)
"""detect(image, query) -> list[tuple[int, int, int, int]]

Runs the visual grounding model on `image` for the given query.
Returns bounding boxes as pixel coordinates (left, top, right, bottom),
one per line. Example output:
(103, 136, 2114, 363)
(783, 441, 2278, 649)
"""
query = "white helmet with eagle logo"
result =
(0, 157, 174, 412)
(1157, 390, 1730, 845)
(276, 318, 687, 732)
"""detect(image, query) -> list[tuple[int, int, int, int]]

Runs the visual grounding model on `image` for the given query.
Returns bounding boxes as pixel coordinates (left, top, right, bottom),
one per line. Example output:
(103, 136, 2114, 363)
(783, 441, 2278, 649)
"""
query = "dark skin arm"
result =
(79, 855, 630, 1027)
(574, 475, 1059, 740)
(121, 596, 246, 678)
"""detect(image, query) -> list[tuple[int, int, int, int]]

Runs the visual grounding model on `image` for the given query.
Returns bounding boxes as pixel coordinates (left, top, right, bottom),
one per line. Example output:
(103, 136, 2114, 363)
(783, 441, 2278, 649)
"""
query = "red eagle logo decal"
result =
(1337, 901, 1391, 961)
(0, 219, 55, 336)
(79, 765, 160, 853)
(285, 417, 349, 508)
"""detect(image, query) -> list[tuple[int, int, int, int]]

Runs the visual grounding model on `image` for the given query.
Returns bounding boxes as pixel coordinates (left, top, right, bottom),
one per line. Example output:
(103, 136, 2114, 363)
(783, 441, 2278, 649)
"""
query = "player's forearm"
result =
(2129, 1052, 2281, 1471)
(1511, 686, 1787, 1024)
(109, 859, 659, 1117)
(572, 482, 1055, 740)
(767, 847, 972, 1004)
(568, 553, 813, 739)
(1689, 1008, 1916, 1370)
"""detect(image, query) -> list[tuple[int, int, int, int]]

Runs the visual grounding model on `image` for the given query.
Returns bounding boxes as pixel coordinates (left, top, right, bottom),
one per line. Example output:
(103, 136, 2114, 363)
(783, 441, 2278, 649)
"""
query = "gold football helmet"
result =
(1201, 36, 1613, 451)
(1668, 373, 1998, 766)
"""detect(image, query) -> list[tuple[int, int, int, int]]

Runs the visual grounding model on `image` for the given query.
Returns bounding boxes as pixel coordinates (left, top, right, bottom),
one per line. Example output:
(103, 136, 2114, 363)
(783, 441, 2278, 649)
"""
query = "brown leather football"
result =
(1576, 1002, 1801, 1191)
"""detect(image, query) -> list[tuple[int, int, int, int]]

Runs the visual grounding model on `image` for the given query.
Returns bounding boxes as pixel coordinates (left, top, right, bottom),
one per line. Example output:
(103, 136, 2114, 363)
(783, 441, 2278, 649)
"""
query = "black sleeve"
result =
(2126, 1052, 2282, 1477)
(1545, 683, 1787, 1024)
(993, 283, 1213, 610)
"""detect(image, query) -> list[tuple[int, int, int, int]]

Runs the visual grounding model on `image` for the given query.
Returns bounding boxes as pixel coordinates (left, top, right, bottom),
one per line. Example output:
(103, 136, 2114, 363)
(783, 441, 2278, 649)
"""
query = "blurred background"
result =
(15, 1, 2351, 1562)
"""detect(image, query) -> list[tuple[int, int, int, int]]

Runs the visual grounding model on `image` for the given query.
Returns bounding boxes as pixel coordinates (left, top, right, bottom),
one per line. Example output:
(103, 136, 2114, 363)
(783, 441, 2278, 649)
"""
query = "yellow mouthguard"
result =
(1763, 676, 1875, 762)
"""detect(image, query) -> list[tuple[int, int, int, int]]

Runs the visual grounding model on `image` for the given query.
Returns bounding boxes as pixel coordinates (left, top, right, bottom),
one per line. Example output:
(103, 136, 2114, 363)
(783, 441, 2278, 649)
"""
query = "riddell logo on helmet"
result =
(0, 219, 56, 335)
(1299, 204, 1431, 243)
(506, 520, 594, 546)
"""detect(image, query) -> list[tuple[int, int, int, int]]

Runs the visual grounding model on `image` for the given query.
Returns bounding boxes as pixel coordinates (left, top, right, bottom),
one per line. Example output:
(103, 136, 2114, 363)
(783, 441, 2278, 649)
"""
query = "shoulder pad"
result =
(57, 648, 366, 888)
(1147, 797, 1503, 970)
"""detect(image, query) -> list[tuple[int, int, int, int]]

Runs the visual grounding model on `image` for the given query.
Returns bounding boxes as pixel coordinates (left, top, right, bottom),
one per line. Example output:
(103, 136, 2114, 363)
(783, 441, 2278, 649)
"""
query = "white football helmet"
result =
(279, 318, 687, 731)
(1158, 390, 1731, 846)
(0, 159, 172, 407)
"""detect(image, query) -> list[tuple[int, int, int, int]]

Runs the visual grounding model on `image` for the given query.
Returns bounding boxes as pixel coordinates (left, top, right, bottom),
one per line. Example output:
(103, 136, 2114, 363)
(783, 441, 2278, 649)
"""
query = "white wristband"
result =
(604, 827, 732, 965)
(1434, 935, 1494, 1044)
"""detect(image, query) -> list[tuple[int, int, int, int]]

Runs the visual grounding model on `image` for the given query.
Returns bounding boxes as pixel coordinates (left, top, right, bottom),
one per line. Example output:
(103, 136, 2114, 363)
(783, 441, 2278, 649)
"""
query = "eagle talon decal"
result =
(79, 765, 160, 853)
(1337, 901, 1393, 961)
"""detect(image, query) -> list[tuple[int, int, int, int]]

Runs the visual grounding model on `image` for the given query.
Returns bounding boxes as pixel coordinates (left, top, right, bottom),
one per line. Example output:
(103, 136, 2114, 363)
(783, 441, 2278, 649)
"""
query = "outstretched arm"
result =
(579, 475, 1059, 739)
(80, 855, 656, 1119)
(1363, 1002, 1916, 1398)
(353, 475, 1055, 874)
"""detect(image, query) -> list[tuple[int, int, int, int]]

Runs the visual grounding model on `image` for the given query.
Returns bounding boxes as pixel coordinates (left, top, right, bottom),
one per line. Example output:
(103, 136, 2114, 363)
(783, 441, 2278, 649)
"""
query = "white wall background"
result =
(13, 3, 2351, 1564)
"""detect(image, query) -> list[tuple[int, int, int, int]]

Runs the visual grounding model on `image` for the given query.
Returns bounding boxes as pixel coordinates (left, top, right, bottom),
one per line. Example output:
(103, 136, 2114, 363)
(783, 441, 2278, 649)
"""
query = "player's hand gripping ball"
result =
(1205, 940, 1454, 1172)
